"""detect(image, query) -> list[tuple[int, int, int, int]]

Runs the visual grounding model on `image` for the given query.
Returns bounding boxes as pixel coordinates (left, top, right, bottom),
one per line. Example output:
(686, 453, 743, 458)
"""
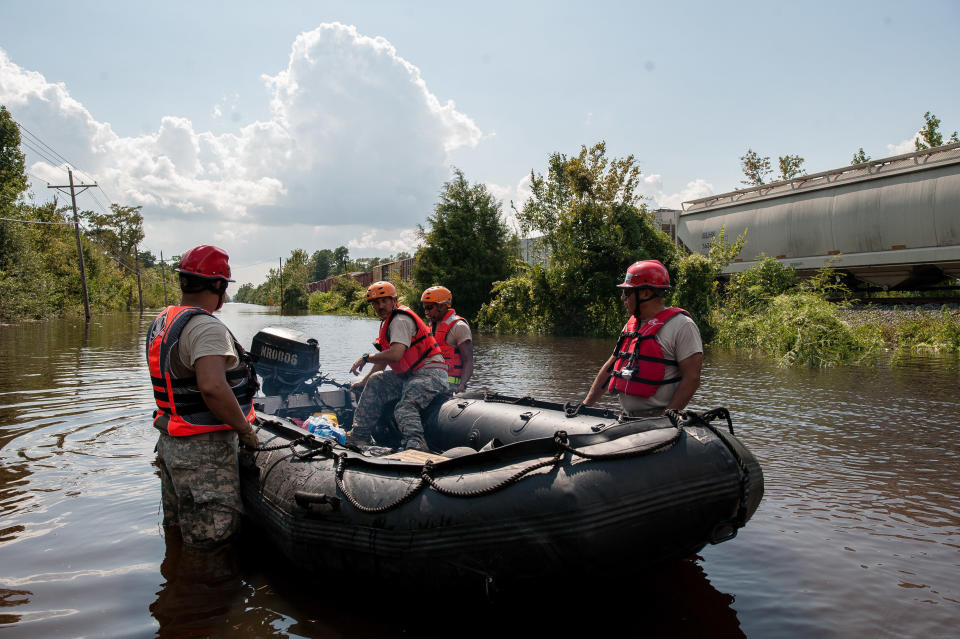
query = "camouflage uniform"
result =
(155, 429, 243, 547)
(352, 367, 449, 450)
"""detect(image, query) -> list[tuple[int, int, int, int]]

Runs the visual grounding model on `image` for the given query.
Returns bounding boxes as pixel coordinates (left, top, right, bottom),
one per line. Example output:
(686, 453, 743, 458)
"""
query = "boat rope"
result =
(331, 425, 684, 512)
(249, 440, 305, 452)
(334, 453, 429, 514)
(421, 450, 564, 498)
(553, 427, 681, 460)
(563, 401, 582, 417)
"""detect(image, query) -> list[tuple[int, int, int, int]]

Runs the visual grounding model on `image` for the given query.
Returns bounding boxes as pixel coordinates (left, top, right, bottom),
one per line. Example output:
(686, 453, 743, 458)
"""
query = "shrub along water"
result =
(712, 256, 959, 365)
(871, 307, 960, 354)
(307, 275, 375, 317)
(714, 292, 880, 366)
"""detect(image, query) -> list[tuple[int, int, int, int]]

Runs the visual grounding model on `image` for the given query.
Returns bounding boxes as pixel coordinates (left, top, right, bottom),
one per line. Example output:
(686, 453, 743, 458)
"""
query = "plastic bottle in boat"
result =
(305, 413, 345, 445)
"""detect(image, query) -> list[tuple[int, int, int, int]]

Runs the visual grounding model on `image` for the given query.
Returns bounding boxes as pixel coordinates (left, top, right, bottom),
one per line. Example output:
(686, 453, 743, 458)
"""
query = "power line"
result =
(19, 137, 65, 169)
(232, 259, 284, 270)
(0, 216, 72, 225)
(15, 120, 115, 209)
(83, 188, 112, 216)
(27, 170, 56, 185)
(16, 121, 75, 167)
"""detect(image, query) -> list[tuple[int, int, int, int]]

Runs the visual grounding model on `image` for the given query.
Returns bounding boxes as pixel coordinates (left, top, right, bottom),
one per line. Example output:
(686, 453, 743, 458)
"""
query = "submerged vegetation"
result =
(712, 256, 959, 365)
(307, 275, 374, 317)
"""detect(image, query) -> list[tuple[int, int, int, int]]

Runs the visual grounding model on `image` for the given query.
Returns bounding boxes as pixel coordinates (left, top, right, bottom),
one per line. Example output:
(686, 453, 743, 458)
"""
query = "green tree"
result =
(309, 249, 334, 281)
(138, 249, 157, 268)
(851, 147, 870, 164)
(777, 154, 805, 181)
(670, 226, 747, 342)
(915, 111, 959, 150)
(0, 105, 30, 279)
(333, 246, 350, 274)
(414, 168, 516, 321)
(281, 248, 310, 311)
(0, 105, 27, 212)
(82, 204, 144, 262)
(740, 148, 772, 186)
(478, 142, 678, 336)
(233, 282, 256, 303)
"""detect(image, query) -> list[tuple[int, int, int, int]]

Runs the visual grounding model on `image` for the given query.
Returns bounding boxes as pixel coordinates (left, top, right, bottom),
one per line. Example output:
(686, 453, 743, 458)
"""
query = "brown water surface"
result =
(0, 304, 958, 637)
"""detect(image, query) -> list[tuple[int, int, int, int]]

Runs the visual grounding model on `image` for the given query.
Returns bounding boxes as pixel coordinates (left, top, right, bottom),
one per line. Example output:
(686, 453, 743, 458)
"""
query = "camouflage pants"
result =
(155, 430, 243, 547)
(353, 367, 448, 449)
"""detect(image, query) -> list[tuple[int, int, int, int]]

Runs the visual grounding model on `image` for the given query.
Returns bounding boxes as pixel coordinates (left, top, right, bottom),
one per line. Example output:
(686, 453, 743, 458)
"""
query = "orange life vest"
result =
(373, 305, 442, 375)
(431, 307, 468, 384)
(147, 306, 257, 436)
(607, 307, 690, 398)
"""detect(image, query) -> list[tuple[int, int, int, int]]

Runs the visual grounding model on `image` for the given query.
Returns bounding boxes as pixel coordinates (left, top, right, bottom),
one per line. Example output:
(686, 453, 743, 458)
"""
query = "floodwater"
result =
(0, 303, 957, 638)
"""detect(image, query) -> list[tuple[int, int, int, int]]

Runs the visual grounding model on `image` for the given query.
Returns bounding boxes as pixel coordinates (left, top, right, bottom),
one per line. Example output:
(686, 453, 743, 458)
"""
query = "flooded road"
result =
(0, 303, 958, 637)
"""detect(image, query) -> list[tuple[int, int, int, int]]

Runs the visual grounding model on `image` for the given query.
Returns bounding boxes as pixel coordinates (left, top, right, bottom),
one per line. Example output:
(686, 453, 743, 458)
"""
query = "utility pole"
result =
(279, 257, 284, 316)
(134, 243, 144, 314)
(49, 169, 96, 322)
(160, 250, 168, 305)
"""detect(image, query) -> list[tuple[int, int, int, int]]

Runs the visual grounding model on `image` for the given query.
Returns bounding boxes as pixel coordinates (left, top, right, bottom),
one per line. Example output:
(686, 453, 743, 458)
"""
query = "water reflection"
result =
(233, 548, 744, 638)
(150, 531, 249, 638)
(0, 588, 32, 625)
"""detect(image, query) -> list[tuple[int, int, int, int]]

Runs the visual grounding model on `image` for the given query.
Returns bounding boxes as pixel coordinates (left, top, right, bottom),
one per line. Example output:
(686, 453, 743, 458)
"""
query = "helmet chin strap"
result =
(632, 288, 657, 318)
(208, 279, 228, 310)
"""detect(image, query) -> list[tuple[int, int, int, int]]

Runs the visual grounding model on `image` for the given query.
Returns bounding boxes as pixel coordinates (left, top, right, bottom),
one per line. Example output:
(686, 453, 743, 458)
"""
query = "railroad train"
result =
(675, 142, 960, 290)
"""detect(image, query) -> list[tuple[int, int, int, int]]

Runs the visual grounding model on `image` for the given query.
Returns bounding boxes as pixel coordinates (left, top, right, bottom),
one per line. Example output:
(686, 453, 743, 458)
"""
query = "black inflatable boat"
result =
(240, 327, 764, 586)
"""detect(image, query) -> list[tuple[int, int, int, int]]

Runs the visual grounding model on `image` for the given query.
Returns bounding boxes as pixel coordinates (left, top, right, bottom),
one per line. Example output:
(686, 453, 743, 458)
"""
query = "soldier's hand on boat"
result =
(237, 427, 260, 452)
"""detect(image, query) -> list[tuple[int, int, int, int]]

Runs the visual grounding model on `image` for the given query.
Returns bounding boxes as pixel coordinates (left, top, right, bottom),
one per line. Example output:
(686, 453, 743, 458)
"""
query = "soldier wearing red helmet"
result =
(147, 245, 260, 547)
(583, 260, 703, 417)
(347, 281, 448, 451)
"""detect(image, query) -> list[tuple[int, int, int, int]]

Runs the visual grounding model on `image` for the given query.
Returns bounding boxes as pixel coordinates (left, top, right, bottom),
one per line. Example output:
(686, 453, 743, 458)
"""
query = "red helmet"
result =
(617, 259, 670, 289)
(176, 245, 234, 281)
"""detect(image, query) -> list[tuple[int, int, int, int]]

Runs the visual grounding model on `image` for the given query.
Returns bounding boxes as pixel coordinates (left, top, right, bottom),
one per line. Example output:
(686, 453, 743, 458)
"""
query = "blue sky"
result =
(2, 1, 958, 285)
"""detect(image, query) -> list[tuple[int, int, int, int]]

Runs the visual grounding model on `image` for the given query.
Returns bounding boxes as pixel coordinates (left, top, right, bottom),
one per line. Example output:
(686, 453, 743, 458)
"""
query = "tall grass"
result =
(879, 307, 960, 353)
(714, 293, 880, 366)
(713, 256, 960, 365)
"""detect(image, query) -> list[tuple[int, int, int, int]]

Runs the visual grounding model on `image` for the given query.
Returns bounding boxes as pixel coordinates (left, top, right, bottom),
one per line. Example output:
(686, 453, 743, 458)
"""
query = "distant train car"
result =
(677, 143, 960, 289)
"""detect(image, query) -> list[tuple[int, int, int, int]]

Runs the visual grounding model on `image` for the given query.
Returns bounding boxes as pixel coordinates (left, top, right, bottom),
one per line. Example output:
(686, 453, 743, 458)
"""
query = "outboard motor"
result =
(250, 326, 320, 396)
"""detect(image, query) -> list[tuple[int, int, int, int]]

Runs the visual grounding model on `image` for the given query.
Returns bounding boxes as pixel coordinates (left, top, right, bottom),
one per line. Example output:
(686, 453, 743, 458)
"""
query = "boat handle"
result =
(294, 491, 341, 512)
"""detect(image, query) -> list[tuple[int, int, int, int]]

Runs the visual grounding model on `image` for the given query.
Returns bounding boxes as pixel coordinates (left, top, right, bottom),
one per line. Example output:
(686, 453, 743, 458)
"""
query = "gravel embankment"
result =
(837, 303, 960, 328)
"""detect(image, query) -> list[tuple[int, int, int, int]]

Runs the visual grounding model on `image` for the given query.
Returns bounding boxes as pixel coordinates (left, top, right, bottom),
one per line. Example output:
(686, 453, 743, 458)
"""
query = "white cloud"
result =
(887, 133, 920, 156)
(0, 23, 482, 278)
(638, 174, 714, 209)
(347, 228, 419, 254)
(486, 173, 531, 234)
(211, 92, 240, 121)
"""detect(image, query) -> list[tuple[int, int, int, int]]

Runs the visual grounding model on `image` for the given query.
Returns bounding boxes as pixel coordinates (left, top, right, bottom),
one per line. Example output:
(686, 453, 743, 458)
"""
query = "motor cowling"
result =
(250, 326, 320, 396)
